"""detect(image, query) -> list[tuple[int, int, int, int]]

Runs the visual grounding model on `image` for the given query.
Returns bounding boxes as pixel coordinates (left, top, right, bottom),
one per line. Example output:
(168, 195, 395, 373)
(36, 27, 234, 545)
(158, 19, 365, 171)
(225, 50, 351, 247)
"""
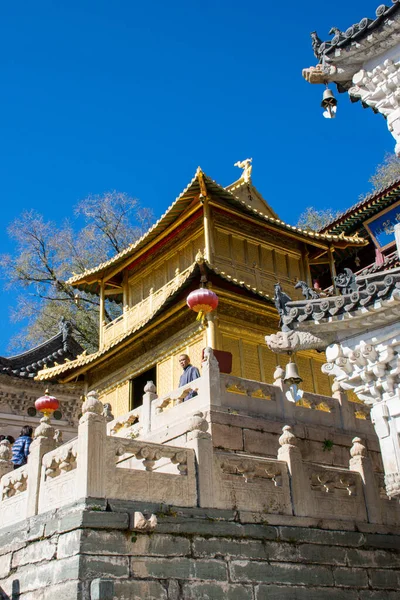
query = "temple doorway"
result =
(130, 366, 157, 410)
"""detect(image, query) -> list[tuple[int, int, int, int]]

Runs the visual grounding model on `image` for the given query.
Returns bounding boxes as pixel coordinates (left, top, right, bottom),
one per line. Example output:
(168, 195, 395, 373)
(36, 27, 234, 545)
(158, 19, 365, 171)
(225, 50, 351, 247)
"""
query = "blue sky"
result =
(0, 0, 394, 354)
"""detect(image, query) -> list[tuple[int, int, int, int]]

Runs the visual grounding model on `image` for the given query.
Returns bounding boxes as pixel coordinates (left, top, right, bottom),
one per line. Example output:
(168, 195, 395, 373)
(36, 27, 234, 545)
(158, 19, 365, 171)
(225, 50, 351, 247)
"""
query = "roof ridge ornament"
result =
(234, 158, 252, 183)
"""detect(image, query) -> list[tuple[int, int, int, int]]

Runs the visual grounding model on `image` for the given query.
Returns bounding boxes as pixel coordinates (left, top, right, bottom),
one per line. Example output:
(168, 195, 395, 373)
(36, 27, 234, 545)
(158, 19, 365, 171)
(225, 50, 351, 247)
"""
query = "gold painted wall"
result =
(219, 320, 331, 396)
(128, 231, 204, 307)
(99, 380, 130, 415)
(213, 225, 304, 299)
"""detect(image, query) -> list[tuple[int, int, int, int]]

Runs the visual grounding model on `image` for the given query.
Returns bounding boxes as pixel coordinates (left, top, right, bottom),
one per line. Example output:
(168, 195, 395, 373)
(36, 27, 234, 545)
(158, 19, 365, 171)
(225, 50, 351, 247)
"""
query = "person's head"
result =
(21, 426, 33, 438)
(179, 354, 190, 369)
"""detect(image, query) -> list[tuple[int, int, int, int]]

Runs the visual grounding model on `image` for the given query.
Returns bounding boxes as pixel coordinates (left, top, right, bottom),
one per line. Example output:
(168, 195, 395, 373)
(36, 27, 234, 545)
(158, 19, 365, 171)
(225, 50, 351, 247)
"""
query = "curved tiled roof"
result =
(0, 320, 83, 379)
(315, 1, 400, 60)
(68, 168, 366, 294)
(358, 250, 400, 275)
(321, 176, 400, 235)
(281, 267, 400, 330)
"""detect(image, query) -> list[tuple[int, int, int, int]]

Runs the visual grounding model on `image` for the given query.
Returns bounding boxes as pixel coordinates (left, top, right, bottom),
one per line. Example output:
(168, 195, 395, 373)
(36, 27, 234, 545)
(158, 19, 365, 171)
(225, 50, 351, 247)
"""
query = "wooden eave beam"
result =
(308, 257, 330, 265)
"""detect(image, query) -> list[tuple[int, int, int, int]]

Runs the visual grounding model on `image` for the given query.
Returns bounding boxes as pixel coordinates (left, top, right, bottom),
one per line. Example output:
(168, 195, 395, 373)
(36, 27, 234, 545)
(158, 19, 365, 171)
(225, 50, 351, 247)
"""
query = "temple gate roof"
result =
(0, 319, 83, 379)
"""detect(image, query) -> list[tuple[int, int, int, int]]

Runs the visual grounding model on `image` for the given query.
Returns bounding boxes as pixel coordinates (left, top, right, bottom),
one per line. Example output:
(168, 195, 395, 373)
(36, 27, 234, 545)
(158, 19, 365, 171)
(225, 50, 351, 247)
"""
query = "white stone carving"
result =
(2, 468, 28, 499)
(322, 329, 400, 498)
(132, 511, 157, 530)
(349, 58, 400, 154)
(234, 158, 252, 183)
(265, 330, 332, 353)
(42, 441, 78, 479)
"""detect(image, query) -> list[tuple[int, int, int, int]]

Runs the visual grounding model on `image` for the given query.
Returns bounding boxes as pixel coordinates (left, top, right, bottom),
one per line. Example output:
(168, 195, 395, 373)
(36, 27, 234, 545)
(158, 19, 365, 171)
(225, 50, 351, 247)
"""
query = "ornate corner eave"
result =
(281, 269, 400, 336)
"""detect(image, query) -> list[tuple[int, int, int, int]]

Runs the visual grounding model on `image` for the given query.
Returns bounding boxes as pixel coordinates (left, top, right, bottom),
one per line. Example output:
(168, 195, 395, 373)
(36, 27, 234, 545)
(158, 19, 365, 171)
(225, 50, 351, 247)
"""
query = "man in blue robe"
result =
(178, 354, 200, 401)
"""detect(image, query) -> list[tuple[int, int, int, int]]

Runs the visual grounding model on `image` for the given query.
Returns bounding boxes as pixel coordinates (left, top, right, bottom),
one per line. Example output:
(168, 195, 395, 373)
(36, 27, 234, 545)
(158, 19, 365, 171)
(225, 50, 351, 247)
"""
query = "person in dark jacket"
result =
(11, 426, 33, 469)
(178, 354, 200, 401)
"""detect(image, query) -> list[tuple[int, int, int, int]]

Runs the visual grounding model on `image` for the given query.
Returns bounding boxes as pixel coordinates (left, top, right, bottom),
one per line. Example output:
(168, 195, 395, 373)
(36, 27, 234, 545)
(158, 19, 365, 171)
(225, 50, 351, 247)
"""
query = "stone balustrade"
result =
(0, 351, 397, 530)
(107, 352, 375, 443)
(0, 386, 398, 530)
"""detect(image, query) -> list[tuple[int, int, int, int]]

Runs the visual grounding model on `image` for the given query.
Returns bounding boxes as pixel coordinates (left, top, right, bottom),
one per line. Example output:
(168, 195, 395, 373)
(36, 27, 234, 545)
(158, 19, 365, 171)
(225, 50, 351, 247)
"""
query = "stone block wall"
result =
(0, 500, 399, 599)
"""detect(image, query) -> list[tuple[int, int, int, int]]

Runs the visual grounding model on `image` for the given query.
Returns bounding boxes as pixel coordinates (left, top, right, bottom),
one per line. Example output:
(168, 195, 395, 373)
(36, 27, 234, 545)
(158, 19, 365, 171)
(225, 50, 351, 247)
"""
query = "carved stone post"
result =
(26, 416, 56, 518)
(273, 365, 291, 419)
(200, 347, 221, 407)
(349, 437, 382, 524)
(0, 440, 13, 479)
(185, 412, 214, 508)
(76, 391, 107, 501)
(142, 381, 157, 434)
(278, 426, 313, 517)
(332, 381, 356, 431)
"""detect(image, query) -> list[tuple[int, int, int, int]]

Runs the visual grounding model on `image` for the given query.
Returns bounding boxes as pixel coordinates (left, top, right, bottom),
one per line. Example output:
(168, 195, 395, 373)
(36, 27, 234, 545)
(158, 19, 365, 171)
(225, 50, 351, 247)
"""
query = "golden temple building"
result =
(36, 165, 366, 417)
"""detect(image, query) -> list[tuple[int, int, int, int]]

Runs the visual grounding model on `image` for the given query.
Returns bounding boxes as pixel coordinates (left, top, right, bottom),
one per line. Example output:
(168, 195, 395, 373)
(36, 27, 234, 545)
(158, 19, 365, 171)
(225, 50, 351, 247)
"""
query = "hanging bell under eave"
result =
(283, 361, 303, 386)
(321, 87, 337, 119)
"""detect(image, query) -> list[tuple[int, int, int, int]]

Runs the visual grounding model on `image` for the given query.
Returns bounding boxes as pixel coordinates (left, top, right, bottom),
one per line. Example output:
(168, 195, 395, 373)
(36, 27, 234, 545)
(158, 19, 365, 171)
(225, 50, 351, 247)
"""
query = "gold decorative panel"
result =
(154, 265, 166, 291)
(221, 335, 241, 377)
(274, 251, 287, 276)
(241, 341, 261, 381)
(247, 242, 259, 267)
(260, 345, 279, 384)
(142, 273, 153, 297)
(295, 355, 314, 393)
(216, 231, 231, 260)
(157, 357, 173, 398)
(129, 283, 142, 306)
(179, 242, 193, 271)
(260, 247, 274, 272)
(168, 253, 180, 279)
(231, 237, 245, 265)
(100, 381, 130, 418)
(289, 256, 301, 281)
(311, 356, 332, 396)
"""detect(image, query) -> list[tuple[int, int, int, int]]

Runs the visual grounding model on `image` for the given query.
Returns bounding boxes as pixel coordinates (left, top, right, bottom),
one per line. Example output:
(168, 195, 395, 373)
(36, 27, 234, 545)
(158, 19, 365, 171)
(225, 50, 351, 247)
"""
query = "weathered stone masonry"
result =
(0, 499, 400, 600)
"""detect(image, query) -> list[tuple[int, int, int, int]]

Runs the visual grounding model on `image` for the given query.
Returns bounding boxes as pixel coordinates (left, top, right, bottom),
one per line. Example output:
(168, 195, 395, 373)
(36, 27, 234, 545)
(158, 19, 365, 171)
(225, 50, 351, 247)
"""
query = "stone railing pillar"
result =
(76, 391, 107, 500)
(349, 437, 382, 524)
(273, 366, 292, 419)
(185, 412, 214, 508)
(142, 381, 157, 433)
(26, 416, 57, 518)
(332, 383, 357, 431)
(278, 425, 313, 517)
(0, 440, 13, 479)
(200, 347, 221, 407)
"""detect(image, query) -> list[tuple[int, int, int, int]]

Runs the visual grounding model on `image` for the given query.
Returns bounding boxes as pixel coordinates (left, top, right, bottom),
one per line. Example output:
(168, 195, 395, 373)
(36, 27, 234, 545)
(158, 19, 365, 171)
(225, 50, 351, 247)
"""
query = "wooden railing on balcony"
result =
(102, 265, 194, 347)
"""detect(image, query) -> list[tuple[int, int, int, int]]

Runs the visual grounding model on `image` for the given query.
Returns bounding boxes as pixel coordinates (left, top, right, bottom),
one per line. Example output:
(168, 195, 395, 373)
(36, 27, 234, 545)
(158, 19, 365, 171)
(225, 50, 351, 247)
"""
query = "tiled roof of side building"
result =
(320, 176, 400, 235)
(0, 320, 83, 378)
(314, 1, 400, 61)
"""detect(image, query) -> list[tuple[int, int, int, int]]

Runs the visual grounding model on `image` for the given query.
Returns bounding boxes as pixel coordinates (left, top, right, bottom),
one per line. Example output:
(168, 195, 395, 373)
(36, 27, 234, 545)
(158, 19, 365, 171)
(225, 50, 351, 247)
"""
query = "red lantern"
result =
(187, 288, 218, 321)
(35, 390, 60, 417)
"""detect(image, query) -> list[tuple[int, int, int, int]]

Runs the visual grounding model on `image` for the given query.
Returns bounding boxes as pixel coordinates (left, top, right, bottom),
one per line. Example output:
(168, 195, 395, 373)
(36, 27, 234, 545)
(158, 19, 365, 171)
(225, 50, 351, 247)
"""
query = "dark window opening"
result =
(130, 366, 157, 410)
